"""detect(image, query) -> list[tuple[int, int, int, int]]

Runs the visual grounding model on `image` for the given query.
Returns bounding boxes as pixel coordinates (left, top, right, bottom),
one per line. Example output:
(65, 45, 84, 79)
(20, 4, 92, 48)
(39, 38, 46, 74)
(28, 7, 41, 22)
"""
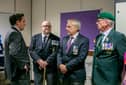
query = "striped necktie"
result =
(66, 37, 73, 53)
(97, 34, 104, 46)
(95, 34, 105, 54)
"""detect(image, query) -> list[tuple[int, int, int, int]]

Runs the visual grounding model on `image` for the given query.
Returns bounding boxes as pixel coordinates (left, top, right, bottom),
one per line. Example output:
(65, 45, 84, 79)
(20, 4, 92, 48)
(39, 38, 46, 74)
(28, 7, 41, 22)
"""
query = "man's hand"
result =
(24, 64, 29, 72)
(37, 59, 45, 69)
(43, 61, 48, 67)
(37, 59, 48, 69)
(59, 64, 67, 74)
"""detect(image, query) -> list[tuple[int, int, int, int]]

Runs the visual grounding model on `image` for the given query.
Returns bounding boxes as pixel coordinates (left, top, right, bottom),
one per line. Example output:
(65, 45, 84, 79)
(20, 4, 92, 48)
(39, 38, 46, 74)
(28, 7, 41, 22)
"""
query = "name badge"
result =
(72, 45, 78, 55)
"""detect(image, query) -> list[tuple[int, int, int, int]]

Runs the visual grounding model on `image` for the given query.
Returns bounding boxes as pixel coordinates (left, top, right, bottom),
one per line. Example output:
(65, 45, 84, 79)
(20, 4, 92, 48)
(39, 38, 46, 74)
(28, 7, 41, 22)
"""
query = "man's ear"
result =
(16, 20, 20, 25)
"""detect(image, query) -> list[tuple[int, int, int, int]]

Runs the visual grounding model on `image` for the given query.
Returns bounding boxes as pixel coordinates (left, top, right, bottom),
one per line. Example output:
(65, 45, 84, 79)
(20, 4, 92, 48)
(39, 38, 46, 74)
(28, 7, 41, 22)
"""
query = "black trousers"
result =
(11, 70, 30, 85)
(58, 75, 85, 85)
(11, 80, 30, 85)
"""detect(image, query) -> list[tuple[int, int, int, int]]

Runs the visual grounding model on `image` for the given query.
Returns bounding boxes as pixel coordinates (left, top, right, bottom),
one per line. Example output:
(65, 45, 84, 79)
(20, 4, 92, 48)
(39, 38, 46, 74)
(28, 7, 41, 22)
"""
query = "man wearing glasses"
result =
(29, 21, 60, 85)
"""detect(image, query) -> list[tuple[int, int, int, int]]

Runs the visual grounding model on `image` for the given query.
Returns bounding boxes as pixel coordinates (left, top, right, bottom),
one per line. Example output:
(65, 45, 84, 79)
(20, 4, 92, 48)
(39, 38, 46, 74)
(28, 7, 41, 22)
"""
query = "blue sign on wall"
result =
(0, 34, 3, 54)
(0, 34, 4, 67)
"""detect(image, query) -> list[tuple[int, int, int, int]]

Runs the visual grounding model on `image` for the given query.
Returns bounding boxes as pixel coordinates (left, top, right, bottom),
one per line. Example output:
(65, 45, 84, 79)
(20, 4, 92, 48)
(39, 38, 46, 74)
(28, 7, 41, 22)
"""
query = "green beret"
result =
(98, 12, 115, 21)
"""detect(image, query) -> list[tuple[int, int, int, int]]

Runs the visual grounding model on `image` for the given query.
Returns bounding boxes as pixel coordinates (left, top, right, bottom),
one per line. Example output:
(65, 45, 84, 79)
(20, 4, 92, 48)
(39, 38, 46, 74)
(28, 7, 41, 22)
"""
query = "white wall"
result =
(0, 0, 14, 13)
(0, 14, 11, 45)
(32, 0, 45, 35)
(32, 0, 114, 36)
(46, 0, 82, 36)
(0, 0, 31, 46)
(116, 2, 126, 35)
(81, 0, 114, 13)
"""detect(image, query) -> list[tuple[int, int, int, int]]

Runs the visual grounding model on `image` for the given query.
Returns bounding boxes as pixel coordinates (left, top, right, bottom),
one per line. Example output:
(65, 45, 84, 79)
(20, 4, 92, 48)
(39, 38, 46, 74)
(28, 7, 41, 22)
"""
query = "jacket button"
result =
(95, 65, 97, 68)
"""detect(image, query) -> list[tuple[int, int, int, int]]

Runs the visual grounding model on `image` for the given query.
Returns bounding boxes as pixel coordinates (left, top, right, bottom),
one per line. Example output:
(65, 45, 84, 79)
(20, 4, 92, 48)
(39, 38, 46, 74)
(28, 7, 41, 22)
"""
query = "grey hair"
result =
(67, 19, 81, 30)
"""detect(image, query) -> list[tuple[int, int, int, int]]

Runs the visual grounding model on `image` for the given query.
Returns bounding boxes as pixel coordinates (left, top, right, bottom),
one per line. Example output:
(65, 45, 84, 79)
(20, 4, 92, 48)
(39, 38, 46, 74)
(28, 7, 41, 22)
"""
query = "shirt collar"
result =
(102, 27, 113, 37)
(13, 25, 21, 32)
(41, 33, 50, 38)
(70, 32, 79, 39)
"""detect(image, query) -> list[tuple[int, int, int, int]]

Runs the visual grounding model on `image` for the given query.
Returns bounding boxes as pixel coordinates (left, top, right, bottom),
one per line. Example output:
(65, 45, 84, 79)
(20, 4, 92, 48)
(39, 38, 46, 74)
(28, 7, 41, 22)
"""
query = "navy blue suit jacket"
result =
(57, 33, 89, 81)
(29, 33, 60, 72)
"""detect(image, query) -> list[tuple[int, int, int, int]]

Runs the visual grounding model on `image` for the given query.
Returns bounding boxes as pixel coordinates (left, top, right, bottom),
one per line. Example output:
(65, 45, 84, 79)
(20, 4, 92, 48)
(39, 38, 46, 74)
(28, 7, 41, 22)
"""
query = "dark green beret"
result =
(98, 12, 115, 21)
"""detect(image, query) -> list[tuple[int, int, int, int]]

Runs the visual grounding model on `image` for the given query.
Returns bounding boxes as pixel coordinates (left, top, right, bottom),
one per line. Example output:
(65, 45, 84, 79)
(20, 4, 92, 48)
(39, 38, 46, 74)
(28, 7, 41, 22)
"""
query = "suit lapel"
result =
(106, 29, 114, 41)
(43, 33, 52, 50)
(67, 34, 80, 54)
(38, 34, 43, 49)
(94, 34, 102, 56)
(12, 27, 20, 32)
(63, 36, 69, 54)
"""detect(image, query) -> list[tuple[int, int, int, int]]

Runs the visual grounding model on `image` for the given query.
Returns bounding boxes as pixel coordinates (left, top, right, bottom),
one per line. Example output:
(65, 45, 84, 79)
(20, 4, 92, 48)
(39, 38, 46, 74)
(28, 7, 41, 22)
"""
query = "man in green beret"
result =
(92, 12, 126, 85)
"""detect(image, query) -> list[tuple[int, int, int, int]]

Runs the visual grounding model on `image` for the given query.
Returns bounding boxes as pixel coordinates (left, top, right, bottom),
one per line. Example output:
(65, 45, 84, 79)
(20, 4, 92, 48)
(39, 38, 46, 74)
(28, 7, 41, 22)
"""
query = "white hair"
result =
(67, 19, 81, 30)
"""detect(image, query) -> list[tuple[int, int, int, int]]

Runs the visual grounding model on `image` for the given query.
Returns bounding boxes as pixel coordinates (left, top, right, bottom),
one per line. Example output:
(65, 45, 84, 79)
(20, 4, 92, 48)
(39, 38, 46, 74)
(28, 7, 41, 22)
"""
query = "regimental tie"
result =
(66, 37, 73, 53)
(97, 33, 104, 50)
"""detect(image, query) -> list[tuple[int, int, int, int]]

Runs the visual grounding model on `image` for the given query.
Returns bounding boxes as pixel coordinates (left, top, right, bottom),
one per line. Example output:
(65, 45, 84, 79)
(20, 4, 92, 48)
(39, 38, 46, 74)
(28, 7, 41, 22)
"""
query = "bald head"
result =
(41, 21, 51, 27)
(40, 21, 52, 35)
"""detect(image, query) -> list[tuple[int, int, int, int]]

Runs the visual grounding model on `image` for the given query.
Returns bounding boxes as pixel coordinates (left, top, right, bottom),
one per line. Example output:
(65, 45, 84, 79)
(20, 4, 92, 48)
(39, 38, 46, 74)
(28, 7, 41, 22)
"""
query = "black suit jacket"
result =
(29, 33, 60, 72)
(4, 27, 30, 80)
(57, 33, 89, 81)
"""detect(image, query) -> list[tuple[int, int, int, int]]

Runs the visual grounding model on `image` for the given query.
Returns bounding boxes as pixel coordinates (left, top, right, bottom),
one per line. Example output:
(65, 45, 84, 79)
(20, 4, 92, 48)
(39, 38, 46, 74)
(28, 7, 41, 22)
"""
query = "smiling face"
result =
(40, 21, 51, 35)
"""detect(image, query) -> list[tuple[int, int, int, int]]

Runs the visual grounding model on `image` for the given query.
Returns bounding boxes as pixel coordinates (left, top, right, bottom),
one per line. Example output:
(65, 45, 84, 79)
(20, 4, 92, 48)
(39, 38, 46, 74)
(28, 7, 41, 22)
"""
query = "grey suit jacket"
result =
(4, 27, 30, 80)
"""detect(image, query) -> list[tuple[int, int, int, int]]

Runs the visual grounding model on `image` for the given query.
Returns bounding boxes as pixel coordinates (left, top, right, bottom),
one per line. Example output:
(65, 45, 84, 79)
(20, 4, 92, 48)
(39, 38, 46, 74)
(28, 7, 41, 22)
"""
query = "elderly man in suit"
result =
(4, 13, 30, 85)
(29, 21, 60, 85)
(92, 12, 126, 85)
(57, 19, 89, 85)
